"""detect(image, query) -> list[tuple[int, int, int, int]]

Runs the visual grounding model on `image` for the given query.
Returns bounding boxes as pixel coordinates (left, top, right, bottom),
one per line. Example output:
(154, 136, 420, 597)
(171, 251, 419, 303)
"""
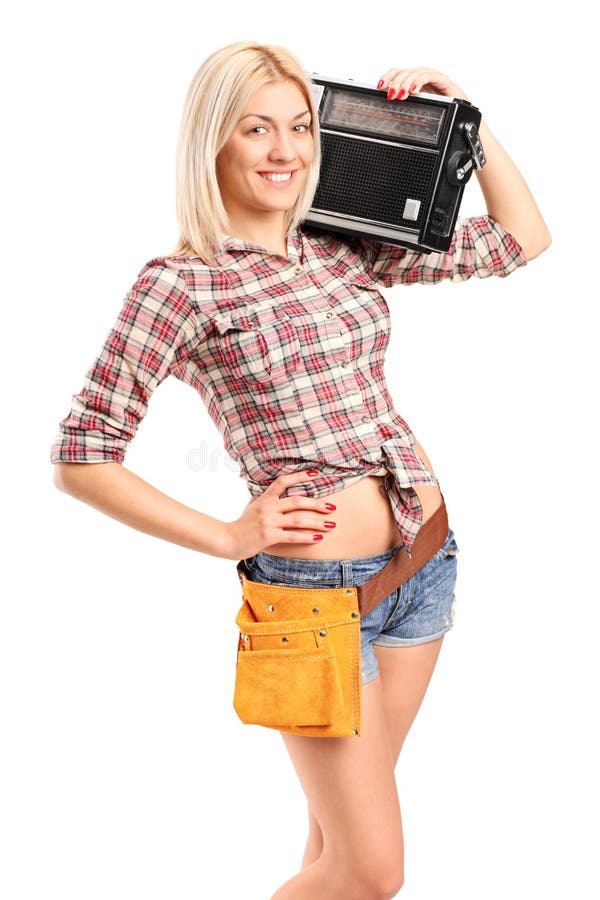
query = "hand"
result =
(376, 66, 469, 103)
(222, 470, 337, 560)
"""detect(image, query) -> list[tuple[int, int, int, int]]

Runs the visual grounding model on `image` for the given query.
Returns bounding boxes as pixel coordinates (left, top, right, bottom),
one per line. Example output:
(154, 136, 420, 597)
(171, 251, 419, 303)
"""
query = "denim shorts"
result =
(241, 528, 459, 685)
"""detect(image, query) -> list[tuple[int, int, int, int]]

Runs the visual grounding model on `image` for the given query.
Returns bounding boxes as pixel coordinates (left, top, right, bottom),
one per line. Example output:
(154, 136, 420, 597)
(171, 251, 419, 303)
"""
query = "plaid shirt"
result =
(50, 215, 527, 553)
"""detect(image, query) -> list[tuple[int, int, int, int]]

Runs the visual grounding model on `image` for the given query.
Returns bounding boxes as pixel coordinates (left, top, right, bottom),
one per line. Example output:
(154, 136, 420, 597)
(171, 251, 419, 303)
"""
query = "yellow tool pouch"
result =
(233, 570, 362, 738)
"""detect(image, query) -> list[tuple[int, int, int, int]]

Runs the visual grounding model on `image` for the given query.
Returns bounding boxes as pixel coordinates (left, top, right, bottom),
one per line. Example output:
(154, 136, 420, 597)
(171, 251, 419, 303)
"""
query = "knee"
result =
(353, 858, 404, 899)
(370, 870, 404, 899)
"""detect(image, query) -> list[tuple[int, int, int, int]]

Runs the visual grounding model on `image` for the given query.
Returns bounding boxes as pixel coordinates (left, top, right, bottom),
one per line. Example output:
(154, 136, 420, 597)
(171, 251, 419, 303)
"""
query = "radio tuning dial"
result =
(447, 150, 473, 186)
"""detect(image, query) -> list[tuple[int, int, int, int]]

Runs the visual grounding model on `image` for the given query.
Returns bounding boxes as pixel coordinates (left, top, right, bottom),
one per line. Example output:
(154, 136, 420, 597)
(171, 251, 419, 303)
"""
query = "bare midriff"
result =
(263, 440, 444, 559)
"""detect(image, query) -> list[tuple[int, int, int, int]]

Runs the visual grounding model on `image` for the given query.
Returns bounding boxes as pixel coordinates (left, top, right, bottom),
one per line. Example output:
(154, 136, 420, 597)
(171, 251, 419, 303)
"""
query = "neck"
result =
(224, 210, 289, 256)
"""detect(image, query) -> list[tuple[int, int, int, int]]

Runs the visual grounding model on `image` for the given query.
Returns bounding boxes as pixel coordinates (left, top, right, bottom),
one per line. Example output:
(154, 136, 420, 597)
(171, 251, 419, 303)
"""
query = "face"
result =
(216, 79, 315, 232)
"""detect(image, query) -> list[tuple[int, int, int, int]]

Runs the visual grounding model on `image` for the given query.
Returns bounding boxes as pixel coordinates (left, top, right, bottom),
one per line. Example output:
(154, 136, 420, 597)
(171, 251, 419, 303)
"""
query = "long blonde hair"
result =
(166, 41, 321, 265)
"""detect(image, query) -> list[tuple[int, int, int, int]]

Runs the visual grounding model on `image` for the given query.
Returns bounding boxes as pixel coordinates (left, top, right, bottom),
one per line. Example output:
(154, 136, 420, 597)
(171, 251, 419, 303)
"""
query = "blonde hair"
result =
(166, 41, 321, 265)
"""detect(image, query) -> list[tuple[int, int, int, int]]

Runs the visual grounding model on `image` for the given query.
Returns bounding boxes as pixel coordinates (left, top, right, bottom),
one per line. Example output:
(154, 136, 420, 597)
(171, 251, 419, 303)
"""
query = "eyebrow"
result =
(238, 109, 311, 123)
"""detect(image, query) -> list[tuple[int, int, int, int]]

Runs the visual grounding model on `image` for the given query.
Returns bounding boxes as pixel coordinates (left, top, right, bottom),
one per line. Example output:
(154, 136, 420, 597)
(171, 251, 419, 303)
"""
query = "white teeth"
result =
(260, 172, 293, 182)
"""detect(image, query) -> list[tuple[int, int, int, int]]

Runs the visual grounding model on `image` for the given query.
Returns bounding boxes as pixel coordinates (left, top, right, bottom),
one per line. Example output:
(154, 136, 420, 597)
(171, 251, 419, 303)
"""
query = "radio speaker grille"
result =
(312, 133, 437, 227)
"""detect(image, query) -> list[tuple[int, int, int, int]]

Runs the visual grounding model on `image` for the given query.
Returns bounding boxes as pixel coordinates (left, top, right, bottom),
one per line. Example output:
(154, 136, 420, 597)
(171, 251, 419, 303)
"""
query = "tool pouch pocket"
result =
(232, 577, 362, 738)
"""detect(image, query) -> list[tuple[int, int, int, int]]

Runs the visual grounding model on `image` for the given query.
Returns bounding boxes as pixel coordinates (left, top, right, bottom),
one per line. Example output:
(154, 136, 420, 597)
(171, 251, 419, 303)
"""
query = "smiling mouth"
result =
(258, 170, 297, 183)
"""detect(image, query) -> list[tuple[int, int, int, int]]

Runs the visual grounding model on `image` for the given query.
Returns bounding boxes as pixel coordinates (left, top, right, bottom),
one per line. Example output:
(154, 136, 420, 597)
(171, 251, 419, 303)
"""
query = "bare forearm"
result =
(475, 118, 551, 260)
(53, 462, 231, 558)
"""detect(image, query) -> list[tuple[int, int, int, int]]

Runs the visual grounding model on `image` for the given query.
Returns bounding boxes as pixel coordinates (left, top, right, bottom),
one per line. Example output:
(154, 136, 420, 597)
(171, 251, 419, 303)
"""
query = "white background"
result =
(2, 1, 598, 897)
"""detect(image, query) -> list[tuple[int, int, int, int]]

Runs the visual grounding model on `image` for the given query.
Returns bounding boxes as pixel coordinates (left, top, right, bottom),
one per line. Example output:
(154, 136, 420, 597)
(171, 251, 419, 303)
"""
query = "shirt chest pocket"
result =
(211, 305, 302, 386)
(342, 274, 391, 356)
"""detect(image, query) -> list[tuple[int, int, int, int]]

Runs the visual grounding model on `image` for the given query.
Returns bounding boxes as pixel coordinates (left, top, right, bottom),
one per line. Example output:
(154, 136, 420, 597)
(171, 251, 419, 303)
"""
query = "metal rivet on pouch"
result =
(242, 634, 249, 641)
(351, 611, 359, 618)
(312, 607, 320, 614)
(282, 636, 289, 643)
(353, 730, 359, 736)
(345, 589, 354, 596)
(319, 630, 327, 637)
(268, 604, 275, 612)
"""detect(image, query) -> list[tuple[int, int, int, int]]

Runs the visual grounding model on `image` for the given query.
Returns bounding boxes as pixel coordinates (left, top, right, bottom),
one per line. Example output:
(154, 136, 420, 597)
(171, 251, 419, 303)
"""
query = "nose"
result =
(267, 128, 297, 162)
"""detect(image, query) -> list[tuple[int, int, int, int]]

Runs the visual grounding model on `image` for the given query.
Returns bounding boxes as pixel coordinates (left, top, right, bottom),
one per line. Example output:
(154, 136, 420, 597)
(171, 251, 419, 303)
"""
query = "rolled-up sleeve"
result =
(359, 215, 528, 287)
(50, 263, 199, 464)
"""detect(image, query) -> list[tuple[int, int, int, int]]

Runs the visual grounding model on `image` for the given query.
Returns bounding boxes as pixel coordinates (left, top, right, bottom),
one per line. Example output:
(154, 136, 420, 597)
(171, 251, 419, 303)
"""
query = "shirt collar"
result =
(215, 226, 303, 265)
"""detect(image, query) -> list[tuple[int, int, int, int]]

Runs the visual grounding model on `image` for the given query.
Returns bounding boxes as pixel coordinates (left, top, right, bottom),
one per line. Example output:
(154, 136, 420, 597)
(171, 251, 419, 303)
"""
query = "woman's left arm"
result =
(378, 67, 552, 261)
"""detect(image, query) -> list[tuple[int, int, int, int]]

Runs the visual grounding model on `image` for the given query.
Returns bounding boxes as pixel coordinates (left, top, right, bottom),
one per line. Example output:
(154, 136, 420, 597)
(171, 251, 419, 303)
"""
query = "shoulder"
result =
(138, 254, 228, 287)
(298, 225, 374, 273)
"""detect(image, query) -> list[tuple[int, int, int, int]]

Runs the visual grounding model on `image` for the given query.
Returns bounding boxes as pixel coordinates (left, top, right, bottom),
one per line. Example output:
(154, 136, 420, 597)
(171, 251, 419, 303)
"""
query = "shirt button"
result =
(293, 264, 303, 275)
(326, 311, 334, 319)
(341, 361, 351, 368)
(361, 416, 370, 424)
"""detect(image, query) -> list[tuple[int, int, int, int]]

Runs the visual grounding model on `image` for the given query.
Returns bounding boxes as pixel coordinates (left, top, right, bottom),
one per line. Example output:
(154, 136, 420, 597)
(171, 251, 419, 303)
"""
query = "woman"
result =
(50, 41, 550, 899)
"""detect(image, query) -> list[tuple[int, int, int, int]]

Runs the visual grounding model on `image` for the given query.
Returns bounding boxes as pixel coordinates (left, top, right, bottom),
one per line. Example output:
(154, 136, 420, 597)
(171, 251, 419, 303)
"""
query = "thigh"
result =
(279, 676, 404, 879)
(374, 636, 445, 765)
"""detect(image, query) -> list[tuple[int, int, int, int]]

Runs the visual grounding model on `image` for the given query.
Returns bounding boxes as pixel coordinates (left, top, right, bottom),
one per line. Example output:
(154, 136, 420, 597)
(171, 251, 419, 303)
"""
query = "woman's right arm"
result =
(53, 461, 232, 557)
(54, 462, 335, 560)
(52, 263, 336, 558)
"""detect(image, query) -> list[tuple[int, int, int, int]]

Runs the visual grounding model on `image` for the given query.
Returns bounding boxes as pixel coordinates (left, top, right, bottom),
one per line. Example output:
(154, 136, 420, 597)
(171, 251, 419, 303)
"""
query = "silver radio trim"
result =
(306, 209, 420, 243)
(320, 127, 438, 156)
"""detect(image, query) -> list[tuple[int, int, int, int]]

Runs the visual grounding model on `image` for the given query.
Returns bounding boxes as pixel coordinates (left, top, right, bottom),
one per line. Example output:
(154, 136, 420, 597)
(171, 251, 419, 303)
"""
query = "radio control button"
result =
(403, 198, 421, 221)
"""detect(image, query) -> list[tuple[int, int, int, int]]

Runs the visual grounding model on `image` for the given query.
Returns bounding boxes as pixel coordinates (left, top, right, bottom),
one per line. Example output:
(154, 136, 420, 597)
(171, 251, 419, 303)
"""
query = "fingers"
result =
(277, 494, 336, 514)
(265, 474, 338, 534)
(255, 470, 338, 546)
(262, 468, 319, 498)
(376, 67, 465, 101)
(378, 67, 430, 99)
(279, 511, 337, 533)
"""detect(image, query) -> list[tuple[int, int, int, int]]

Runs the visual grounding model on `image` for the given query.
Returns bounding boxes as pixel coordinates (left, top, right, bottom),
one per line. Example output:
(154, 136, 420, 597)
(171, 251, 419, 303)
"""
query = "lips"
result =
(257, 170, 297, 184)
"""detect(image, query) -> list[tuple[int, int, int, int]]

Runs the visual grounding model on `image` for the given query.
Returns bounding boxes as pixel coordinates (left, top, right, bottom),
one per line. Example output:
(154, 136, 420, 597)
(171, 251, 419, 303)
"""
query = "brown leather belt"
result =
(237, 499, 449, 619)
(356, 499, 448, 616)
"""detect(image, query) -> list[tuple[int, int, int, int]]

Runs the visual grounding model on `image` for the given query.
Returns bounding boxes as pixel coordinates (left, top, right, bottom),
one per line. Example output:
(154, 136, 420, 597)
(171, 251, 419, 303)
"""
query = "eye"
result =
(294, 122, 311, 132)
(248, 125, 268, 135)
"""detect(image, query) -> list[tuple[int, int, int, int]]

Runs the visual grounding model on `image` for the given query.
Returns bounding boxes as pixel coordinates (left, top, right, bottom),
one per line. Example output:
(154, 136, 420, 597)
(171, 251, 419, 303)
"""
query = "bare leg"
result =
(269, 677, 405, 900)
(299, 637, 445, 871)
(375, 636, 445, 760)
(301, 808, 324, 870)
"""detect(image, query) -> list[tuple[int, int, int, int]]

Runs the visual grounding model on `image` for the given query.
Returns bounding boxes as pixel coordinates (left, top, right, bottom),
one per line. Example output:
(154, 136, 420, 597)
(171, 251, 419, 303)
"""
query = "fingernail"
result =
(409, 82, 417, 93)
(324, 503, 337, 511)
(306, 470, 319, 476)
(313, 534, 323, 541)
(377, 79, 384, 89)
(324, 521, 336, 528)
(387, 87, 396, 100)
(398, 88, 406, 100)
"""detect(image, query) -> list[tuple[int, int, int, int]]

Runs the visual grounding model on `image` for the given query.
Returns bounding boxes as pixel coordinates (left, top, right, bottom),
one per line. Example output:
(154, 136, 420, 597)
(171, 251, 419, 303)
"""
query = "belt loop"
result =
(340, 558, 353, 587)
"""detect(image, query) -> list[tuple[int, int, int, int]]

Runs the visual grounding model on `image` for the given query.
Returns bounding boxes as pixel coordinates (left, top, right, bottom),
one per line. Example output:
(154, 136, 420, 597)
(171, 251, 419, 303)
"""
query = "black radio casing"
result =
(304, 75, 486, 253)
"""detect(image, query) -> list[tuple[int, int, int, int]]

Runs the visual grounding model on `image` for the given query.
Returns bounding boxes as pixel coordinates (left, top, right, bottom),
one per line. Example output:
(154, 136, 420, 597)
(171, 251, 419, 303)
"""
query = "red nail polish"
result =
(324, 503, 337, 511)
(377, 79, 384, 89)
(306, 469, 318, 476)
(398, 88, 406, 100)
(387, 88, 396, 100)
(324, 521, 336, 528)
(313, 534, 323, 541)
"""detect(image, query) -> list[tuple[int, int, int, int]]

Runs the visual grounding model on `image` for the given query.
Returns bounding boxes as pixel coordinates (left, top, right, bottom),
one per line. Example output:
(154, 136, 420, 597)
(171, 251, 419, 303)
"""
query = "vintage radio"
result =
(305, 74, 486, 253)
